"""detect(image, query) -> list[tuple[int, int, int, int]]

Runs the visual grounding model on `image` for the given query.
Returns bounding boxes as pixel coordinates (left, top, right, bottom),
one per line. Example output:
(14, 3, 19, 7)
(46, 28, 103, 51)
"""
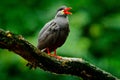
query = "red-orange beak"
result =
(63, 7, 72, 15)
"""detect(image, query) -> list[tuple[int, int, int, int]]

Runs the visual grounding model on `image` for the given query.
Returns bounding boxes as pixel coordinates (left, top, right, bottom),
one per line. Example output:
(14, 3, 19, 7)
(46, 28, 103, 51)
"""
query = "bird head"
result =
(56, 6, 72, 17)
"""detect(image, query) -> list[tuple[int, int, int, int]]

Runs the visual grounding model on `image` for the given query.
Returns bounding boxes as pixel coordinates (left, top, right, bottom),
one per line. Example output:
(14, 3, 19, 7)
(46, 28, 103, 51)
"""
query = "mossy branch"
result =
(0, 29, 119, 80)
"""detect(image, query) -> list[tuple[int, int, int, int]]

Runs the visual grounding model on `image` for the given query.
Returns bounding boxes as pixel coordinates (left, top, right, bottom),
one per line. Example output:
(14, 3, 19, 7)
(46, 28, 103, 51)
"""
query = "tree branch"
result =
(0, 29, 119, 80)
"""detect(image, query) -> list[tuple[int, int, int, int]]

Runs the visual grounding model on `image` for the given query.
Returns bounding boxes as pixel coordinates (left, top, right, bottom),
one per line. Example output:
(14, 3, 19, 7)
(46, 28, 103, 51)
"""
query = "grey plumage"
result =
(37, 6, 70, 53)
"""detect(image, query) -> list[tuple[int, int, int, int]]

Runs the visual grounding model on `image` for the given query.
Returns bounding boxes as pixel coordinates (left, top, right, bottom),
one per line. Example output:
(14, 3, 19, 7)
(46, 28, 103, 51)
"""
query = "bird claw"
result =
(55, 55, 62, 60)
(48, 54, 62, 59)
(46, 48, 62, 59)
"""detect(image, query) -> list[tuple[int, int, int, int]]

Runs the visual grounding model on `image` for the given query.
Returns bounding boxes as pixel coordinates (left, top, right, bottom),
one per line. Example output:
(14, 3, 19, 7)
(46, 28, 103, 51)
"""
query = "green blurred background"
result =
(0, 0, 120, 80)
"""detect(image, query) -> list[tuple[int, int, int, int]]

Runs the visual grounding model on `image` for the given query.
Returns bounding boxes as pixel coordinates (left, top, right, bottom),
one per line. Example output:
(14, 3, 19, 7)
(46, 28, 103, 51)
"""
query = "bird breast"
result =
(55, 17, 69, 28)
(53, 18, 70, 48)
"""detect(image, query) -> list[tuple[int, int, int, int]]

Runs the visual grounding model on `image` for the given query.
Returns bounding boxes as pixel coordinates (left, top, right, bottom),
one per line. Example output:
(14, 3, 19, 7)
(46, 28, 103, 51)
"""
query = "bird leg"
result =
(46, 48, 61, 59)
(52, 49, 62, 59)
(46, 48, 51, 55)
(53, 49, 57, 56)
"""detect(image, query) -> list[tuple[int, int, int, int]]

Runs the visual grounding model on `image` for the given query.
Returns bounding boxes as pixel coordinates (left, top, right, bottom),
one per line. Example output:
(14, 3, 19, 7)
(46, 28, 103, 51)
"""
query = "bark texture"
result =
(0, 29, 119, 80)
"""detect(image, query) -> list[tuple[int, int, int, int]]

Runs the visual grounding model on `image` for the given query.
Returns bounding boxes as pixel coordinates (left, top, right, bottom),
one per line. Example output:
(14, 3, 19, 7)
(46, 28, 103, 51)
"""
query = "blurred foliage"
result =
(0, 0, 120, 80)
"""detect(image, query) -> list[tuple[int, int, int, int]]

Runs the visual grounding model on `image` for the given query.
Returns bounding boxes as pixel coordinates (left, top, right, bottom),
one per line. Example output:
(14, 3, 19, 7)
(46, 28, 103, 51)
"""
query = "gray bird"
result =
(37, 6, 72, 58)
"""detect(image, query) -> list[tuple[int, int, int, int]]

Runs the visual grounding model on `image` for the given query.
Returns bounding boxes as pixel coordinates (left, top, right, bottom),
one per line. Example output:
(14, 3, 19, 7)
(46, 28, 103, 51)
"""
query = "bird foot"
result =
(48, 54, 62, 59)
(55, 55, 62, 60)
(46, 48, 62, 59)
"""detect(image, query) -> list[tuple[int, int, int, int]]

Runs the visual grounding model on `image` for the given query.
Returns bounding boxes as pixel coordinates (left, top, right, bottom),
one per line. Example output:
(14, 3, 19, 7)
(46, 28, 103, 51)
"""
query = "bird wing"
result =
(38, 20, 53, 37)
(37, 20, 60, 50)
